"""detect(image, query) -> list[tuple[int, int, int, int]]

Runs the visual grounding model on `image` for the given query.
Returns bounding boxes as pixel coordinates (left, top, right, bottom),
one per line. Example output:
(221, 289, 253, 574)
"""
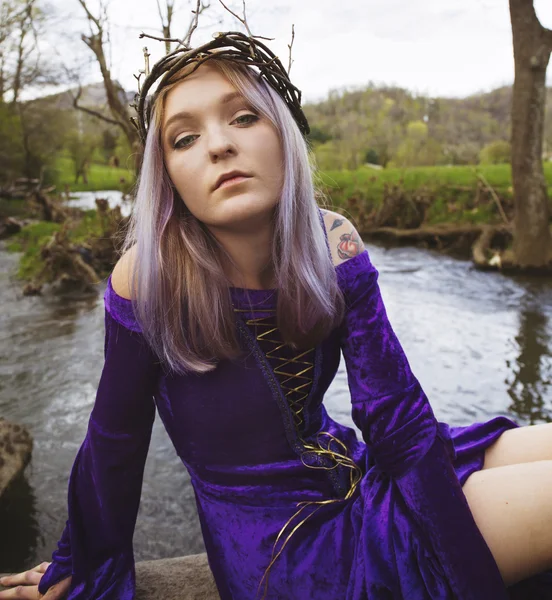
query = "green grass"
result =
(49, 157, 135, 194)
(5, 221, 62, 280)
(4, 209, 113, 280)
(316, 163, 552, 226)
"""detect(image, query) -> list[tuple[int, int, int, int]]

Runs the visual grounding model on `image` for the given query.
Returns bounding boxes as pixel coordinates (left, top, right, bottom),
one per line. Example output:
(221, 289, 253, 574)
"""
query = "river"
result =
(1, 192, 552, 571)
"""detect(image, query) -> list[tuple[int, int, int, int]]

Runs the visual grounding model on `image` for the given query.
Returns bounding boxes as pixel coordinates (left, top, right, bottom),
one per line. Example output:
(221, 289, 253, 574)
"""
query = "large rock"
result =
(0, 417, 32, 499)
(0, 554, 220, 599)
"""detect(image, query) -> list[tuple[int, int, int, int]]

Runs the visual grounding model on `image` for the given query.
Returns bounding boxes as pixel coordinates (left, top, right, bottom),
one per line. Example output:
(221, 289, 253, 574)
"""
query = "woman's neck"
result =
(208, 221, 276, 290)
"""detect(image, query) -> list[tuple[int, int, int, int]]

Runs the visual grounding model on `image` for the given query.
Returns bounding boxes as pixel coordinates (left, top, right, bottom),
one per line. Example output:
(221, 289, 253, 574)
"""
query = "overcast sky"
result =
(45, 0, 552, 103)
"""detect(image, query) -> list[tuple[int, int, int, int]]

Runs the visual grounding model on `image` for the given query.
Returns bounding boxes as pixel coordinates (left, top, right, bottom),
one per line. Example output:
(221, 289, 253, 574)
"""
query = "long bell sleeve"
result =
(38, 275, 161, 599)
(337, 250, 509, 599)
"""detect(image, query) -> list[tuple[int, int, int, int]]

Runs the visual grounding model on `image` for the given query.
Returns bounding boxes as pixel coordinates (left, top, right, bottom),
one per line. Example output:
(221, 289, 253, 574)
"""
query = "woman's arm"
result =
(34, 251, 161, 600)
(334, 222, 509, 599)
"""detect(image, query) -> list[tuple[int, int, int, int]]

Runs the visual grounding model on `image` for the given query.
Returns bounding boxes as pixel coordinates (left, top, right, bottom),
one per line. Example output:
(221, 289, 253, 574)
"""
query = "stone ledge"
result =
(0, 553, 221, 600)
(0, 417, 33, 500)
(136, 554, 220, 600)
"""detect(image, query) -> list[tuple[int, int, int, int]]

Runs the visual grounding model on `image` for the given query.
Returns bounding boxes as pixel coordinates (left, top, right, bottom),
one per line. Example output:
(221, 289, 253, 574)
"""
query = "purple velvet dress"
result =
(39, 236, 538, 599)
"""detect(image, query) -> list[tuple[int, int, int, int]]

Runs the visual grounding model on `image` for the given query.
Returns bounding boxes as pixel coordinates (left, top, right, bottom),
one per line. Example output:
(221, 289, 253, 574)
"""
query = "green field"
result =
(43, 159, 552, 227)
(50, 156, 135, 194)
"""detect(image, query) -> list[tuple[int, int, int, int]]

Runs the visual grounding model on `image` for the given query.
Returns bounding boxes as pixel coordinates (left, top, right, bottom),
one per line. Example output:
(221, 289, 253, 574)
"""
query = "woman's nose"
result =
(208, 129, 237, 162)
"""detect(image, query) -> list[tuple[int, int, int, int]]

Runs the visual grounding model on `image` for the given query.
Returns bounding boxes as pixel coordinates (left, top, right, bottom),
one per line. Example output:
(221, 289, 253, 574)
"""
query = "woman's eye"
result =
(174, 134, 198, 150)
(233, 113, 259, 125)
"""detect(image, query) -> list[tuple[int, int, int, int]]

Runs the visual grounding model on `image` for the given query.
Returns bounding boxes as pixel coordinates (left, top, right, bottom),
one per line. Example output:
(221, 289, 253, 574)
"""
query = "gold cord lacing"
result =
(234, 307, 363, 599)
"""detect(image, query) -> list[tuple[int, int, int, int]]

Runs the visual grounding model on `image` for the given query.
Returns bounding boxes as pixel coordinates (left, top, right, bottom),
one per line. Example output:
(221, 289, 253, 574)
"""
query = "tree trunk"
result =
(509, 0, 552, 267)
(84, 33, 140, 154)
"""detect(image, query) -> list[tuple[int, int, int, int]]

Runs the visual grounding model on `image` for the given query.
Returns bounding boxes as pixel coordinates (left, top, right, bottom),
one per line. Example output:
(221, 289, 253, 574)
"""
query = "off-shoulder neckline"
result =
(105, 249, 369, 304)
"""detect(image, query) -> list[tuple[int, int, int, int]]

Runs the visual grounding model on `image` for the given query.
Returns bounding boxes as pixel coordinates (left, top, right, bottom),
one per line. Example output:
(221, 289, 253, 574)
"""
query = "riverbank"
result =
(319, 163, 552, 227)
(3, 163, 552, 289)
(2, 193, 125, 293)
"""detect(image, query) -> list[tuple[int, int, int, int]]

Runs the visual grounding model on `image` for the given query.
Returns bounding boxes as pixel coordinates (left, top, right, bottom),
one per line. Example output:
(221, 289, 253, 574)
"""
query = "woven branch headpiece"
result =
(130, 31, 310, 146)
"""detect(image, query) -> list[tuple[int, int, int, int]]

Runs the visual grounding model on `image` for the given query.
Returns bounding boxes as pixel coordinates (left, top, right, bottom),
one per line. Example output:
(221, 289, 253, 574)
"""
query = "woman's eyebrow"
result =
(164, 91, 245, 132)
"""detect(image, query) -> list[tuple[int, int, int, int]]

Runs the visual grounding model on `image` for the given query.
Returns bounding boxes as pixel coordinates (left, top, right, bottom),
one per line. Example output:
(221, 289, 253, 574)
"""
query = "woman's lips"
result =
(217, 175, 252, 190)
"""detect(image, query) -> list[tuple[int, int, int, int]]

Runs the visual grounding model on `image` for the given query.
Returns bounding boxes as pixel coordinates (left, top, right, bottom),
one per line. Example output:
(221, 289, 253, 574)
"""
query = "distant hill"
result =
(32, 80, 552, 169)
(302, 84, 552, 168)
(34, 81, 134, 114)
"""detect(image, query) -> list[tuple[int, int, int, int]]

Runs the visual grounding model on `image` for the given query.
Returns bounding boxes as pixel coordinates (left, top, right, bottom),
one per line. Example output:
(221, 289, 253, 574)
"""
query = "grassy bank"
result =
(5, 209, 111, 280)
(5, 162, 552, 284)
(317, 163, 552, 226)
(50, 157, 135, 194)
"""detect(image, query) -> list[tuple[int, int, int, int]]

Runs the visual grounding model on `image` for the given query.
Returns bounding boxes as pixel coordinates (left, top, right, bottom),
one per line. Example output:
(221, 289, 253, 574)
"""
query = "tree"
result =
(0, 102, 24, 185)
(479, 140, 511, 165)
(0, 0, 58, 104)
(66, 129, 99, 184)
(389, 120, 444, 168)
(509, 0, 552, 267)
(72, 0, 211, 173)
(72, 0, 141, 165)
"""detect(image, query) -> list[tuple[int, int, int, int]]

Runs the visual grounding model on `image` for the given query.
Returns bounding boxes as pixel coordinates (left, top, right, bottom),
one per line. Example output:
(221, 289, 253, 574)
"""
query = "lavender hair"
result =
(119, 57, 345, 375)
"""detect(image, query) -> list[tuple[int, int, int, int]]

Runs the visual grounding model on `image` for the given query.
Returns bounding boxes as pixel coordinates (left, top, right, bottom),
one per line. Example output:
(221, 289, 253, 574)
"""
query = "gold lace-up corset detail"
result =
(239, 309, 315, 431)
(234, 304, 363, 599)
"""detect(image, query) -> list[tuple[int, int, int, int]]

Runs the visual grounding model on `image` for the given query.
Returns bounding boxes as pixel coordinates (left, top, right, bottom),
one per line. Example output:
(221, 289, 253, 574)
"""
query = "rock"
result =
(0, 554, 220, 599)
(0, 418, 32, 500)
(136, 554, 220, 600)
(22, 282, 43, 296)
(0, 217, 23, 240)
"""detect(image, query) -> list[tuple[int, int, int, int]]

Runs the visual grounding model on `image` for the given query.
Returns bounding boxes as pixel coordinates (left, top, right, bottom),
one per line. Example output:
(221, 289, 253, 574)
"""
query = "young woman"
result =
(3, 48, 552, 600)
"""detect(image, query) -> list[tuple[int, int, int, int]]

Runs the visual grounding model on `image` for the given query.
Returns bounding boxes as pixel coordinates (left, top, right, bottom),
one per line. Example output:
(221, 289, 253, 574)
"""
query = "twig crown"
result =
(130, 3, 309, 144)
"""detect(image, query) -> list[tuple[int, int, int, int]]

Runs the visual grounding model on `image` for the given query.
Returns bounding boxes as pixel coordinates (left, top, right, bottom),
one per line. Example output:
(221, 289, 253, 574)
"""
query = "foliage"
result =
(16, 98, 72, 183)
(5, 220, 61, 279)
(0, 104, 24, 185)
(113, 134, 135, 171)
(65, 130, 101, 184)
(303, 84, 552, 171)
(364, 148, 379, 165)
(479, 140, 511, 165)
(307, 126, 332, 145)
(6, 207, 120, 280)
(388, 120, 446, 168)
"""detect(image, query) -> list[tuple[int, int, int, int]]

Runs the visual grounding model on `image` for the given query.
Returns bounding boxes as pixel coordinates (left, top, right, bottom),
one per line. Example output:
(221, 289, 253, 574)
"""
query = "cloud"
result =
(42, 0, 552, 103)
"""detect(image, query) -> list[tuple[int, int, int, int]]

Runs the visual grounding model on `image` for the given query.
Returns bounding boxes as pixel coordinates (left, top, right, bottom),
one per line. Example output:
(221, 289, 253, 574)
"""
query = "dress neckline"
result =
(106, 250, 369, 305)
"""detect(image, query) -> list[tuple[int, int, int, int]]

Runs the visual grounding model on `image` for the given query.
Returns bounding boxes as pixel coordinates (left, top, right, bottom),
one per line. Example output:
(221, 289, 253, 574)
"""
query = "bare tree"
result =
(0, 0, 57, 104)
(72, 0, 213, 170)
(157, 0, 176, 55)
(509, 0, 552, 268)
(74, 0, 141, 159)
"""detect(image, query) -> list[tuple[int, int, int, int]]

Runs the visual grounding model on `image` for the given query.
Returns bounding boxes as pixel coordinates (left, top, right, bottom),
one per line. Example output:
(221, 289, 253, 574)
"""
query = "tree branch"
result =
(182, 0, 201, 49)
(76, 0, 102, 32)
(544, 27, 552, 52)
(71, 86, 121, 126)
(139, 31, 181, 44)
(218, 0, 252, 37)
(287, 23, 294, 74)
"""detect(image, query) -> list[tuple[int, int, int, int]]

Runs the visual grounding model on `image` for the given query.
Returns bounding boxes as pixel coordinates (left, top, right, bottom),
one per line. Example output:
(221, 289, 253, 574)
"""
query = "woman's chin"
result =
(209, 196, 278, 228)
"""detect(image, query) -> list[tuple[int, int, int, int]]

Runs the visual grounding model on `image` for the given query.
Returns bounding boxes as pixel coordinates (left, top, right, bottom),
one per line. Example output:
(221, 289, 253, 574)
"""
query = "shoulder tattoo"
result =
(337, 229, 364, 260)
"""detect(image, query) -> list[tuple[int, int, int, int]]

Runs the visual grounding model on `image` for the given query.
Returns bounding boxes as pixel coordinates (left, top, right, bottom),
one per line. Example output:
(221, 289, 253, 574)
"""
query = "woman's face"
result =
(161, 64, 284, 231)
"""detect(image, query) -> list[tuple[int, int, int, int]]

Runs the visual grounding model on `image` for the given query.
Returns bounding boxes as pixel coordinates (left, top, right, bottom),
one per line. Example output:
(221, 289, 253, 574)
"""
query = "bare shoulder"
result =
(111, 245, 137, 300)
(319, 208, 365, 267)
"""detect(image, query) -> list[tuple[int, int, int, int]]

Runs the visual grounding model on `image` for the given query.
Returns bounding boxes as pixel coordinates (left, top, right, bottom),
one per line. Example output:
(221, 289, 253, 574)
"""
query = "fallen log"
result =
(364, 224, 513, 265)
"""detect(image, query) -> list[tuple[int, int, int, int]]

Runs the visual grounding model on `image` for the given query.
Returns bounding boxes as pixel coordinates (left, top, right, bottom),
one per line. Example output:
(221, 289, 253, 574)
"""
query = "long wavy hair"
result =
(120, 57, 345, 375)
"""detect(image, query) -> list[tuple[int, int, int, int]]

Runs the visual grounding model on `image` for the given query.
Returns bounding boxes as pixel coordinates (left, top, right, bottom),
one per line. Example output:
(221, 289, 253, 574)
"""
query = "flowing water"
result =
(2, 193, 552, 570)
